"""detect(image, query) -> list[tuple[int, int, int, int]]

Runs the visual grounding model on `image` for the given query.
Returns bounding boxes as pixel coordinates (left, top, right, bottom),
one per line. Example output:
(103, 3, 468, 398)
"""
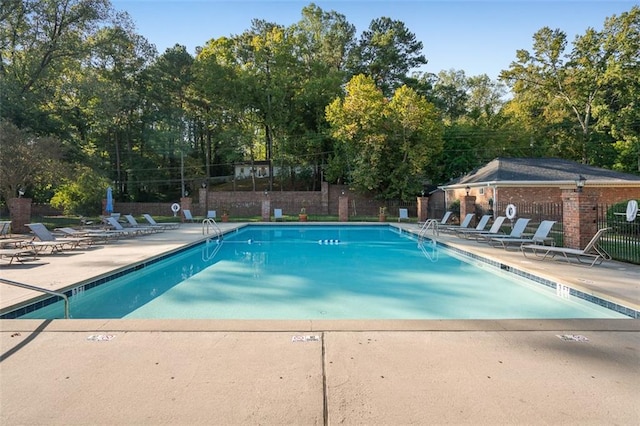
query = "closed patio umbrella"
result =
(106, 186, 114, 214)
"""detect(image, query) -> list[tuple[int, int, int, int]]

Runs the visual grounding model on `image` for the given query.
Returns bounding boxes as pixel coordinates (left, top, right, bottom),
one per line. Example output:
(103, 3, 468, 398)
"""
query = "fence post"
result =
(562, 189, 598, 249)
(461, 194, 477, 225)
(8, 197, 32, 234)
(180, 197, 192, 222)
(417, 196, 429, 222)
(339, 195, 349, 222)
(261, 197, 271, 222)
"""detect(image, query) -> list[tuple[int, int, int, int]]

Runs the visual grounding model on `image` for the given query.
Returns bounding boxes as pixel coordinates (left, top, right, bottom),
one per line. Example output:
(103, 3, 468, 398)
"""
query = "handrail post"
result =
(0, 278, 70, 319)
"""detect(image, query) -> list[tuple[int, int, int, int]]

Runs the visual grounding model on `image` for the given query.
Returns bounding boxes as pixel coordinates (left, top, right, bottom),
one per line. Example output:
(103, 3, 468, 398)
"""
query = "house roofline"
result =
(439, 180, 640, 190)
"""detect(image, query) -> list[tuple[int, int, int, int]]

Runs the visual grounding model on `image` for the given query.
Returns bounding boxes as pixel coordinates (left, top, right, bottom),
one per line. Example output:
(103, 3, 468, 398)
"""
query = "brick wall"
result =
(448, 185, 639, 208)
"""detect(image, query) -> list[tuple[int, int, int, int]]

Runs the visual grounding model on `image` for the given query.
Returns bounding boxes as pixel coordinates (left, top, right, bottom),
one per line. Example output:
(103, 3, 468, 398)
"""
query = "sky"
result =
(112, 0, 637, 80)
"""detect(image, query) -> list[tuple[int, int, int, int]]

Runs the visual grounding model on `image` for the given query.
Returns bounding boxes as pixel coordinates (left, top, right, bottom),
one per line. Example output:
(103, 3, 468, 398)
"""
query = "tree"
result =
(0, 0, 120, 131)
(347, 17, 426, 97)
(592, 6, 640, 172)
(0, 121, 64, 203)
(500, 7, 640, 169)
(326, 75, 443, 199)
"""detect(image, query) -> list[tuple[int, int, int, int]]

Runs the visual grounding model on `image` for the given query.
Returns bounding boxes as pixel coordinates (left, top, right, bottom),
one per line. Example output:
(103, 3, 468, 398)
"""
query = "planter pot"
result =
(299, 214, 308, 222)
(221, 214, 229, 222)
(379, 214, 386, 222)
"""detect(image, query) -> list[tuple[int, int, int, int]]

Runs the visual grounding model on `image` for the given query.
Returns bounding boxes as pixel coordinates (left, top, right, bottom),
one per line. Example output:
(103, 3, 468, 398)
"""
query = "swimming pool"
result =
(9, 225, 632, 319)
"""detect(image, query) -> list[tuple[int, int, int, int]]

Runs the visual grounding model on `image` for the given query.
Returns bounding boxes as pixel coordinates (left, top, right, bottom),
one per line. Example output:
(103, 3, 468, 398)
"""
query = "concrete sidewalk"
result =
(1, 222, 639, 424)
(1, 321, 638, 425)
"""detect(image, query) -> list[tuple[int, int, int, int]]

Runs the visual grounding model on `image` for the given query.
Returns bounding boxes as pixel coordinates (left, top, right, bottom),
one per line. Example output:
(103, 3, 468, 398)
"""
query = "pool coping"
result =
(1, 222, 638, 321)
(1, 318, 639, 332)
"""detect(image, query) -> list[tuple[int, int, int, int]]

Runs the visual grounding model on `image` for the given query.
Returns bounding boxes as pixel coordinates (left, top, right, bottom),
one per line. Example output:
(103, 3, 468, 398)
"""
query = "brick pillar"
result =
(460, 195, 476, 225)
(562, 189, 598, 249)
(180, 197, 192, 222)
(261, 199, 271, 222)
(199, 187, 207, 214)
(417, 196, 429, 222)
(338, 196, 349, 222)
(8, 197, 31, 234)
(321, 181, 329, 215)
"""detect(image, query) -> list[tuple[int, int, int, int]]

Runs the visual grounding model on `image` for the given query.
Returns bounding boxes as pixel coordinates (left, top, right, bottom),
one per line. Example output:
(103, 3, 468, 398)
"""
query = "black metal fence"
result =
(597, 204, 640, 264)
(491, 201, 565, 245)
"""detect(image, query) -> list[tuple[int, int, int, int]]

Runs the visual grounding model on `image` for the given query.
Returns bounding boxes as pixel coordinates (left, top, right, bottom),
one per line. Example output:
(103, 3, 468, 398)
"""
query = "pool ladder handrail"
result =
(0, 278, 70, 319)
(202, 238, 224, 261)
(418, 219, 438, 241)
(417, 239, 439, 262)
(202, 218, 222, 239)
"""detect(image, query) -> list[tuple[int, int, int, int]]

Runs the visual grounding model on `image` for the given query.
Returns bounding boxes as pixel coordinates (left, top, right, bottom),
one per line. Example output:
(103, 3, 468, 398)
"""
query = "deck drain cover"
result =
(292, 335, 319, 343)
(86, 334, 115, 341)
(556, 334, 589, 342)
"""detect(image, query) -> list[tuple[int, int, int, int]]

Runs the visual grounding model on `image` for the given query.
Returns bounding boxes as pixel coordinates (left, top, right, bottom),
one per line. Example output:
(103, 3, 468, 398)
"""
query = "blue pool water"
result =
(16, 225, 629, 319)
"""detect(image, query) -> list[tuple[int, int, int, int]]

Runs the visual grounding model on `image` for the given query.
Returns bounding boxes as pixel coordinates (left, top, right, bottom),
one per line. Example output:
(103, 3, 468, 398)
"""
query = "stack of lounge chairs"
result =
(26, 223, 97, 253)
(489, 220, 556, 250)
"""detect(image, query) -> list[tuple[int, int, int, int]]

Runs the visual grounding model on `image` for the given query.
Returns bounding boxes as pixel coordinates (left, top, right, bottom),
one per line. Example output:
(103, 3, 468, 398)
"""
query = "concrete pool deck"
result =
(1, 222, 638, 424)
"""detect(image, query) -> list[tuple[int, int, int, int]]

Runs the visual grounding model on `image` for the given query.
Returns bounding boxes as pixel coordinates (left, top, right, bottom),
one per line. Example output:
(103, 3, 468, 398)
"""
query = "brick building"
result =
(440, 157, 640, 208)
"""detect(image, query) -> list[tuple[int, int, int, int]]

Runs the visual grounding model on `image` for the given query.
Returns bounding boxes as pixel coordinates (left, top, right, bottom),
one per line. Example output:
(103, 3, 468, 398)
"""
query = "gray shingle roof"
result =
(452, 158, 640, 185)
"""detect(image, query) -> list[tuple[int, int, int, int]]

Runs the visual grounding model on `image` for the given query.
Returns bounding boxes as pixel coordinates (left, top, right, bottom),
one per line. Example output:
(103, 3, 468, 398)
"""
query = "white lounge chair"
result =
(0, 221, 11, 238)
(478, 218, 531, 243)
(425, 211, 452, 226)
(26, 223, 90, 253)
(56, 227, 116, 243)
(521, 227, 612, 267)
(183, 209, 196, 222)
(398, 208, 409, 222)
(454, 214, 491, 237)
(441, 213, 475, 233)
(274, 209, 284, 222)
(143, 214, 180, 230)
(457, 216, 507, 240)
(104, 217, 149, 236)
(124, 214, 164, 233)
(489, 220, 556, 249)
(0, 248, 37, 265)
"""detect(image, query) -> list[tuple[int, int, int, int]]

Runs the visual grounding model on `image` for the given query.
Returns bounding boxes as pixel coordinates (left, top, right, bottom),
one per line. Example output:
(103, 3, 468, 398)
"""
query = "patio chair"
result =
(56, 227, 116, 243)
(0, 221, 11, 238)
(207, 210, 217, 219)
(0, 248, 38, 265)
(398, 208, 409, 222)
(142, 214, 180, 230)
(441, 213, 475, 233)
(25, 223, 91, 253)
(124, 214, 164, 233)
(274, 208, 284, 222)
(489, 220, 556, 250)
(104, 217, 149, 236)
(521, 227, 612, 267)
(454, 214, 491, 238)
(456, 216, 506, 240)
(424, 211, 452, 226)
(183, 209, 196, 222)
(478, 218, 531, 243)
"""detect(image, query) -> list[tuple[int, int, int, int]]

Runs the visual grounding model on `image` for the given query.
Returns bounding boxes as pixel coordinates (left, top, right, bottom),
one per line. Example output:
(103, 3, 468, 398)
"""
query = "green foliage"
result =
(0, 120, 65, 202)
(326, 75, 443, 200)
(50, 167, 111, 215)
(2, 0, 638, 212)
(500, 6, 640, 171)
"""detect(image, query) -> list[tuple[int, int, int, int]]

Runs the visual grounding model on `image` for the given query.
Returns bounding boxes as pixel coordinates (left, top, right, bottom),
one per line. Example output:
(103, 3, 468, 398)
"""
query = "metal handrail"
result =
(202, 218, 222, 239)
(202, 238, 223, 262)
(418, 219, 438, 241)
(0, 278, 70, 319)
